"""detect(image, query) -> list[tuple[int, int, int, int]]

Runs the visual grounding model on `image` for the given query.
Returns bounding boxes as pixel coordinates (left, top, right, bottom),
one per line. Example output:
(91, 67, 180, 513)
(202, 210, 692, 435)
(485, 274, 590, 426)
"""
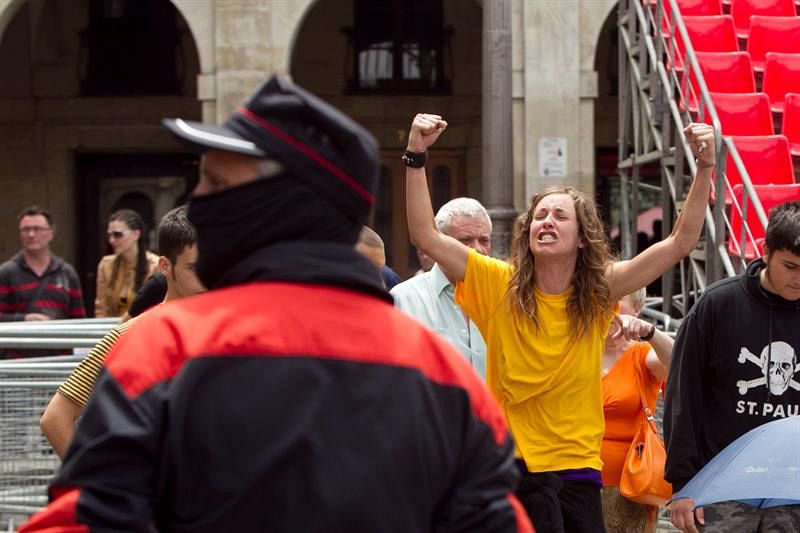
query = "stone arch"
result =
(0, 0, 203, 300)
(285, 0, 321, 74)
(591, 2, 621, 245)
(589, 0, 619, 70)
(0, 0, 208, 76)
(0, 0, 28, 44)
(593, 4, 620, 118)
(169, 0, 214, 74)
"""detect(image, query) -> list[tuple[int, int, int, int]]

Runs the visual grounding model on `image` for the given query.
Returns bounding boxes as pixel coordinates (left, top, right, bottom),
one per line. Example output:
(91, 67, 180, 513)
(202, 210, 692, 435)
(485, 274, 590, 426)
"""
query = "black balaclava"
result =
(187, 173, 361, 289)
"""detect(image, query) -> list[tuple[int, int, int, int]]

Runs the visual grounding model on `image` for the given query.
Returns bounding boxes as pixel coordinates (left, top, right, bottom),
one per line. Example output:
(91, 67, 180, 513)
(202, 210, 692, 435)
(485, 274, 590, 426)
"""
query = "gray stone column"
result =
(482, 0, 516, 259)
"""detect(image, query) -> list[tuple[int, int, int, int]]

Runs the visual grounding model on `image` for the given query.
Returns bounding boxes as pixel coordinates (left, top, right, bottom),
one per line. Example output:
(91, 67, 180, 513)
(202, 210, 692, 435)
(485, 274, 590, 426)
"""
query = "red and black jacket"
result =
(0, 251, 86, 358)
(22, 242, 533, 533)
(0, 252, 85, 322)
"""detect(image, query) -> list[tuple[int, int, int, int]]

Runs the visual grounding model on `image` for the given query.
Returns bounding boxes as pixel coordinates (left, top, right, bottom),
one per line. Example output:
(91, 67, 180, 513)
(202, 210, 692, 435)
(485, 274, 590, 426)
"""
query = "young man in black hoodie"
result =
(665, 200, 800, 532)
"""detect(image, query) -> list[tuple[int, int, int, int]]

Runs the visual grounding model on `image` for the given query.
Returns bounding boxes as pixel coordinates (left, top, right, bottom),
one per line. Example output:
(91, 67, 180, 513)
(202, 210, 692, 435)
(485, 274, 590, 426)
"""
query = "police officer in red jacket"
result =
(22, 75, 533, 533)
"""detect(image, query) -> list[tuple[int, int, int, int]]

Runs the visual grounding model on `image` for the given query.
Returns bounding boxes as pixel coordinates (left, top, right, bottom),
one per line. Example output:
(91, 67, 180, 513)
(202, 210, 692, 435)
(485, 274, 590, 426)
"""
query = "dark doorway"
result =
(75, 153, 198, 315)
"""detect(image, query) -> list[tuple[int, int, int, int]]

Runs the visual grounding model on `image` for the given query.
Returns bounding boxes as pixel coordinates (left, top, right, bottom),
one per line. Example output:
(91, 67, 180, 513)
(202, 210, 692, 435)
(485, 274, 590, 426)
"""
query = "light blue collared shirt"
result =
(390, 264, 487, 379)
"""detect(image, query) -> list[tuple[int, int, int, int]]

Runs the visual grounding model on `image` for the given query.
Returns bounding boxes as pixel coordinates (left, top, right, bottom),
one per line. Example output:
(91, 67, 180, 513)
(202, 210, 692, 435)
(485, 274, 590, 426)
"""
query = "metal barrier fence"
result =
(0, 317, 683, 531)
(0, 359, 77, 529)
(0, 318, 114, 530)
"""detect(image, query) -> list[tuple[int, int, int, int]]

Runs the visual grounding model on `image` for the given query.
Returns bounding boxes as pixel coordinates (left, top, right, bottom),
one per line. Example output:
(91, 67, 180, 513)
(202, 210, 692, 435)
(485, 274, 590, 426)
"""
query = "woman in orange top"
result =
(601, 288, 674, 533)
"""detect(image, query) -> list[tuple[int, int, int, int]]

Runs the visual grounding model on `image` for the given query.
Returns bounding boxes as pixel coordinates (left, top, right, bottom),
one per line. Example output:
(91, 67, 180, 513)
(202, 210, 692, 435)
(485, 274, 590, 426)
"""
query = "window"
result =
(80, 0, 183, 95)
(343, 0, 452, 94)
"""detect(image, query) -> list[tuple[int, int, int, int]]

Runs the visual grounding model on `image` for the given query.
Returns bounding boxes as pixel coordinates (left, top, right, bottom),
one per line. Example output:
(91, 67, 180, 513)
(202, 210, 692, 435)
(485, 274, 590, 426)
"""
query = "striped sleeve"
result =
(57, 318, 138, 407)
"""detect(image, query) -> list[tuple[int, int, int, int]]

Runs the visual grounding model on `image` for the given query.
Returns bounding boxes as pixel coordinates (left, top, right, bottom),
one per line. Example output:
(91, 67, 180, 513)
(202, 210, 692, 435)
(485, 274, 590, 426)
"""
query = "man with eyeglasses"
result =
(0, 206, 85, 356)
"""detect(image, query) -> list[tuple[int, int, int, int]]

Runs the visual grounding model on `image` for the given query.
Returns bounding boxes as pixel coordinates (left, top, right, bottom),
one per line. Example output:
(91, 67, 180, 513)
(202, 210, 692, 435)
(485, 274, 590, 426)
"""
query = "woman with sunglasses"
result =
(94, 209, 159, 318)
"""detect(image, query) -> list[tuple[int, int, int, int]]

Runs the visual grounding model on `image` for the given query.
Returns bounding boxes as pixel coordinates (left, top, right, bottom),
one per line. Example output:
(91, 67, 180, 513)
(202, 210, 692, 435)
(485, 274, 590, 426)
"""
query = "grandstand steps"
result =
(619, 0, 800, 318)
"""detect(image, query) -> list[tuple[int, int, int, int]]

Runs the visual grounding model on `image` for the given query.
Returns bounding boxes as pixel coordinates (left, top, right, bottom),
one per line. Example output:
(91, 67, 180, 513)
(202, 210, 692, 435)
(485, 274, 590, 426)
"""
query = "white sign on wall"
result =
(538, 137, 567, 178)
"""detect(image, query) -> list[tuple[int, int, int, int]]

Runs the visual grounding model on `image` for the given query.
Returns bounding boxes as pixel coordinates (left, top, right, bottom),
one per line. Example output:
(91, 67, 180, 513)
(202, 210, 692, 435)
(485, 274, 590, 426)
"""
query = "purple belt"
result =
(516, 460, 603, 488)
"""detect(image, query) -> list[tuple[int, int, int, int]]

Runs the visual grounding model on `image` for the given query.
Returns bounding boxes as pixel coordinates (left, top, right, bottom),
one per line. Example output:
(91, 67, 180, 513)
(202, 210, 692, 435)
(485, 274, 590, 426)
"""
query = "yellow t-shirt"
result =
(455, 249, 614, 473)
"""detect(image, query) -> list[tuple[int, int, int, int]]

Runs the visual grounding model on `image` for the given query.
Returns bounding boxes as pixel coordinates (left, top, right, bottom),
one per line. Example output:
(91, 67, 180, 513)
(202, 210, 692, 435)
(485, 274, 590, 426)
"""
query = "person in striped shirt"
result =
(39, 205, 205, 458)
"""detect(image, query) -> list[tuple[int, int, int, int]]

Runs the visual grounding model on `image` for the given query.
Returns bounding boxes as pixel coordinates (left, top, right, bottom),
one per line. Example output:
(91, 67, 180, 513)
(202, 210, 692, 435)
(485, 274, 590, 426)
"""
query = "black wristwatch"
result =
(402, 150, 428, 168)
(639, 324, 656, 342)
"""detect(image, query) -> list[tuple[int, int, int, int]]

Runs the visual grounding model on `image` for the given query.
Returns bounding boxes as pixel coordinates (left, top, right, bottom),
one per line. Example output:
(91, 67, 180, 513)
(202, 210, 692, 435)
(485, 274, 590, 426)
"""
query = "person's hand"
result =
(407, 113, 448, 153)
(683, 122, 716, 168)
(610, 314, 654, 341)
(24, 313, 51, 321)
(668, 498, 704, 533)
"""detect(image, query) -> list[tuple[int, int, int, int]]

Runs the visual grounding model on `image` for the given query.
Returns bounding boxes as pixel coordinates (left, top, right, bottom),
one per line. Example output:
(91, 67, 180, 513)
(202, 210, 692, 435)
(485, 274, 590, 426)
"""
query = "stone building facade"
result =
(0, 0, 619, 309)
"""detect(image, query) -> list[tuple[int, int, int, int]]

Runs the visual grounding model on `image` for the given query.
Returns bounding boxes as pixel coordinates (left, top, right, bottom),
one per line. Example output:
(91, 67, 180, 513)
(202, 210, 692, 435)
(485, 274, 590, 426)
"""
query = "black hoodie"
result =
(664, 258, 800, 491)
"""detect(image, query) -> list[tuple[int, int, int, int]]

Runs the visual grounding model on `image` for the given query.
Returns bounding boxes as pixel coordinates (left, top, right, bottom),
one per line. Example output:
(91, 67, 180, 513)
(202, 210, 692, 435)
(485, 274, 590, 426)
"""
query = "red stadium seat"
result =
(730, 0, 796, 39)
(674, 16, 739, 72)
(675, 0, 724, 15)
(660, 0, 724, 18)
(660, 0, 724, 33)
(746, 16, 800, 72)
(721, 135, 795, 207)
(728, 183, 800, 259)
(763, 52, 800, 113)
(704, 92, 774, 135)
(687, 52, 756, 112)
(781, 93, 800, 156)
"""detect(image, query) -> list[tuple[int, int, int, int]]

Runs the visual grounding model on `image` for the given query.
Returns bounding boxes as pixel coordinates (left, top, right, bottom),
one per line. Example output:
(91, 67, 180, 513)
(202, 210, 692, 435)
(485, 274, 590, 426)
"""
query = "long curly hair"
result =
(108, 209, 148, 293)
(507, 186, 612, 340)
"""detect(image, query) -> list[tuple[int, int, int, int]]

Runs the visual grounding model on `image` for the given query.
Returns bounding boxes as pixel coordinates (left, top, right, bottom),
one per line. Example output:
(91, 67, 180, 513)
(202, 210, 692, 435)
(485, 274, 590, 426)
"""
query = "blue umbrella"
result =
(672, 416, 800, 509)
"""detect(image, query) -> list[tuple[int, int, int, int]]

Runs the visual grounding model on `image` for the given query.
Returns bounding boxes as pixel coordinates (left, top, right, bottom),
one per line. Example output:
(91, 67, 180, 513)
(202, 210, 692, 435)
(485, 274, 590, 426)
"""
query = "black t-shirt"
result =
(128, 273, 167, 317)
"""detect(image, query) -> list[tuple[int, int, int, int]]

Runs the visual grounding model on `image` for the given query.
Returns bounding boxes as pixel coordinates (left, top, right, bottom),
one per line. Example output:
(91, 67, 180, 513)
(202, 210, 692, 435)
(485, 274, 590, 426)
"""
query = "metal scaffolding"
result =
(617, 0, 768, 323)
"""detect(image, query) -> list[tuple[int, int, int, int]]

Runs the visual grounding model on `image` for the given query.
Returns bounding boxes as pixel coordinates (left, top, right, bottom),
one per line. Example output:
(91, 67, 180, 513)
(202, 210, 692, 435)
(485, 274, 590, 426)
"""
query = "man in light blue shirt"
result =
(390, 198, 490, 379)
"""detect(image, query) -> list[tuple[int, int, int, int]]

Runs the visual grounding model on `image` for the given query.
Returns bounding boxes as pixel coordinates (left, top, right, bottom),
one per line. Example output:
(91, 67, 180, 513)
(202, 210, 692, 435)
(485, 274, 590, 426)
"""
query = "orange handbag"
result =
(619, 353, 673, 506)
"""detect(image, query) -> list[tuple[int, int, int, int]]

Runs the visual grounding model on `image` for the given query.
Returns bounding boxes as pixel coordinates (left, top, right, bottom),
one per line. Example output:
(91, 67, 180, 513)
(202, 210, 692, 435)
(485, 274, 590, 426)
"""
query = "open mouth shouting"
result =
(537, 231, 557, 243)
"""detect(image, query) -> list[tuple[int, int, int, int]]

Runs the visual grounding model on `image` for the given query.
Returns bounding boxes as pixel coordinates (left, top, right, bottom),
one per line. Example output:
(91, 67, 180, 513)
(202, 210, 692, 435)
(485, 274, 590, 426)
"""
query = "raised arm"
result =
(644, 327, 673, 382)
(612, 314, 674, 382)
(405, 114, 470, 281)
(608, 123, 716, 301)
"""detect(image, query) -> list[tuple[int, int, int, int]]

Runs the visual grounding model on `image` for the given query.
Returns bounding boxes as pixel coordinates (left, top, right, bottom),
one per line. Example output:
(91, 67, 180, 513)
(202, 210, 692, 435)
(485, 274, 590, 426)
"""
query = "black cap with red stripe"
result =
(163, 75, 378, 224)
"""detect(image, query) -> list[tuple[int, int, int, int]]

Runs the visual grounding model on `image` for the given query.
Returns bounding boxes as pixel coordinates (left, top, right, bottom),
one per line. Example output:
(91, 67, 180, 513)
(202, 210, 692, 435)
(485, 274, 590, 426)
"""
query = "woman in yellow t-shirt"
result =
(403, 113, 715, 532)
(94, 209, 159, 318)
